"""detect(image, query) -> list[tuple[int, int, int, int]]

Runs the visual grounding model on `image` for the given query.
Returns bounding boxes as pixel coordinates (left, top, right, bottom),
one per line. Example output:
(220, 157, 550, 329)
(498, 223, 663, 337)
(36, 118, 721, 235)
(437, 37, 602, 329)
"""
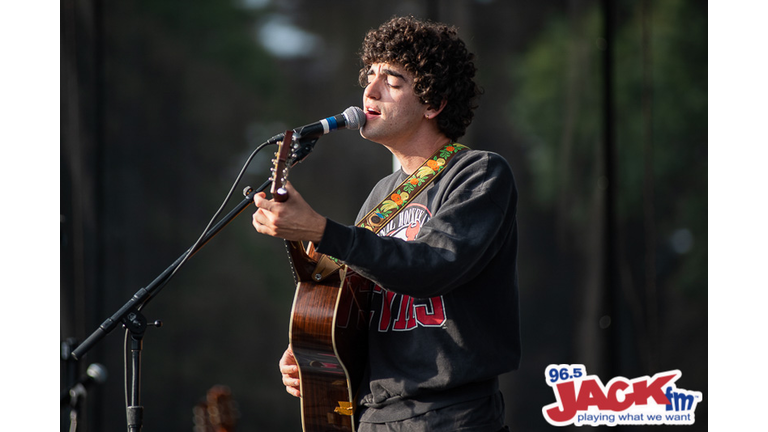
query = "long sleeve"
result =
(317, 150, 517, 298)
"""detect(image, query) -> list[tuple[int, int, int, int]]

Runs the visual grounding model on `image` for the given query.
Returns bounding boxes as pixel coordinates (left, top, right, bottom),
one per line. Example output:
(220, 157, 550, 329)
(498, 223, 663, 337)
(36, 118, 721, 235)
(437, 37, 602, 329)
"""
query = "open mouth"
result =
(366, 107, 381, 117)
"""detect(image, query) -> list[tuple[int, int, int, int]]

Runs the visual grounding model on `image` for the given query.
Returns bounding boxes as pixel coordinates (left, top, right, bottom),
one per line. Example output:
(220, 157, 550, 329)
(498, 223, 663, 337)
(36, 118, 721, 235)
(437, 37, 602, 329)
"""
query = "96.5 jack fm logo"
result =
(542, 364, 703, 427)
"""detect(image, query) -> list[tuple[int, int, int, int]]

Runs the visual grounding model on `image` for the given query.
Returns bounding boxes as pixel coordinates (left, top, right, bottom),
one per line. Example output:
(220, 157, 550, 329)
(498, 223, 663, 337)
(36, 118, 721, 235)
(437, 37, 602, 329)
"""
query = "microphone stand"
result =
(70, 177, 271, 432)
(61, 338, 81, 432)
(69, 134, 320, 431)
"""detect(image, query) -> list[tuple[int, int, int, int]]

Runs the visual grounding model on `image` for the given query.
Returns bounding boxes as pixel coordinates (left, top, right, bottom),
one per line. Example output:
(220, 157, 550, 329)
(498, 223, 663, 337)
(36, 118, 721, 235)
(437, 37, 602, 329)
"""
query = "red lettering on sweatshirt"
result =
(373, 285, 447, 332)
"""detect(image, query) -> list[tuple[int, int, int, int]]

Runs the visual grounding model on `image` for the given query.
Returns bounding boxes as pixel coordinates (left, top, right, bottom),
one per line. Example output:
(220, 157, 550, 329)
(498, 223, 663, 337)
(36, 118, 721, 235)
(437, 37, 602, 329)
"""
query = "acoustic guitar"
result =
(270, 133, 371, 432)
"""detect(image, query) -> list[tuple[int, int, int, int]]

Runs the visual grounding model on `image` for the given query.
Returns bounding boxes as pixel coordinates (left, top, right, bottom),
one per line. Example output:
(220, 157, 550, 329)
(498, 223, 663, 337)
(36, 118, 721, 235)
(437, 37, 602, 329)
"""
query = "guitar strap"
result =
(356, 143, 469, 233)
(311, 143, 469, 282)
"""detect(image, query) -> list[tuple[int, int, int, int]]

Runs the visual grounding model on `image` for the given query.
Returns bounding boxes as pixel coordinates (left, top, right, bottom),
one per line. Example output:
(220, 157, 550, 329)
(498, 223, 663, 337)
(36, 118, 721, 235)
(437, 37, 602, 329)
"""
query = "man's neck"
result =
(388, 134, 452, 175)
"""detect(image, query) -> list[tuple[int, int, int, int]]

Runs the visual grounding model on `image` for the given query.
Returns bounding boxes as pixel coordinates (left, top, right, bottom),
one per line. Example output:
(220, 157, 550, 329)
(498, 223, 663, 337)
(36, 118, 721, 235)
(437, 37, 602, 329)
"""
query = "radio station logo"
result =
(542, 364, 702, 427)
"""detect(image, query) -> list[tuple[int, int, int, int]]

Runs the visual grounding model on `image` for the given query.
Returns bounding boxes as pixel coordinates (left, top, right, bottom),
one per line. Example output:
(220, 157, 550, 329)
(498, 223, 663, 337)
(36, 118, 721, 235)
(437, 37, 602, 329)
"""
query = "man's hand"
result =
(279, 346, 301, 398)
(252, 182, 327, 243)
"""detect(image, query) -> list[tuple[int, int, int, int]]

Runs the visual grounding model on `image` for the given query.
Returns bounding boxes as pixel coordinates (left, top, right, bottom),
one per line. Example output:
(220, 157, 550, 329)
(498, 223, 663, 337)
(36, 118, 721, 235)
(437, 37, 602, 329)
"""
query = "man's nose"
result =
(364, 78, 381, 100)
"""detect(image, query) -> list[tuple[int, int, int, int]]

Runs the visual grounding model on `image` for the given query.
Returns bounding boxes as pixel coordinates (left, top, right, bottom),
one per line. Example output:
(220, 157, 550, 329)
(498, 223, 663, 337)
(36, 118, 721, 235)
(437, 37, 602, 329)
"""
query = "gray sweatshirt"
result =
(317, 148, 521, 423)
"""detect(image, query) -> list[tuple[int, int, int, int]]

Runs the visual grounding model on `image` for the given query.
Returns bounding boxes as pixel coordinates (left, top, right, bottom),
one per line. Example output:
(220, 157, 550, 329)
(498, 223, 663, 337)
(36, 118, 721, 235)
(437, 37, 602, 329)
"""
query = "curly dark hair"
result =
(358, 16, 481, 142)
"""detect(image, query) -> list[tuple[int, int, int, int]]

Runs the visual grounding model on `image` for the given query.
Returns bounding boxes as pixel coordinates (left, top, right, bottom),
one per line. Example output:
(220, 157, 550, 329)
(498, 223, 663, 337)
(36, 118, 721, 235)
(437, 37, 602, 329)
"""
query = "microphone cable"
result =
(122, 137, 276, 421)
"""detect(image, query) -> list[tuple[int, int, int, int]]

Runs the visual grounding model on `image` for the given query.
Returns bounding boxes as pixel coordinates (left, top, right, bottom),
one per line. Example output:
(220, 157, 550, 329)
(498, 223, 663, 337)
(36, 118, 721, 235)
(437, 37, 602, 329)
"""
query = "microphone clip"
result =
(290, 136, 320, 167)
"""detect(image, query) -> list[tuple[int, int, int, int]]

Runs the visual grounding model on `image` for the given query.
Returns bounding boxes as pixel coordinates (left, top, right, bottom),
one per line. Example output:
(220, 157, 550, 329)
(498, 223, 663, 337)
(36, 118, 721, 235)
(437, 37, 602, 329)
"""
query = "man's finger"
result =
(253, 191, 270, 209)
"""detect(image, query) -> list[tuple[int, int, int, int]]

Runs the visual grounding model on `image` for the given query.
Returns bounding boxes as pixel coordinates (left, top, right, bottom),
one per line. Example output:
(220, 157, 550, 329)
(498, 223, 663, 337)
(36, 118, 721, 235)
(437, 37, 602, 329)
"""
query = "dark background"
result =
(58, 0, 708, 431)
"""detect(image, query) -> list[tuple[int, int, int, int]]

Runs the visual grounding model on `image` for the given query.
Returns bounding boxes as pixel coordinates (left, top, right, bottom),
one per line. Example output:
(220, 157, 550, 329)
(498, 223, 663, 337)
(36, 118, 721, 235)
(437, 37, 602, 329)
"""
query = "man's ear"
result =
(425, 100, 448, 119)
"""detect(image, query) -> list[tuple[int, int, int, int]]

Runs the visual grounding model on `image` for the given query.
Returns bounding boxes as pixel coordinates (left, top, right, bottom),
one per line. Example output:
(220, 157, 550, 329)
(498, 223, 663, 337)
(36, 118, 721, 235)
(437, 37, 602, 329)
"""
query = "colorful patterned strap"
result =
(357, 143, 469, 233)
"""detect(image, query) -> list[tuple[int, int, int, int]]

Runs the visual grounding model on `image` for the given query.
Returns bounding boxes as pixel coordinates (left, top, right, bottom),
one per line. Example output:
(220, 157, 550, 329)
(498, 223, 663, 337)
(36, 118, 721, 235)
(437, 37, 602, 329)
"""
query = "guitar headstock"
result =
(270, 130, 293, 203)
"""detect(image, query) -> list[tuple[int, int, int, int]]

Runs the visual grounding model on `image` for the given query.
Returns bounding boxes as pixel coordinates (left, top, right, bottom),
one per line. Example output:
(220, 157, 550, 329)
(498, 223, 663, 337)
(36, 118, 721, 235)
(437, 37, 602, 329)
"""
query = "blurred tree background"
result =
(61, 0, 707, 431)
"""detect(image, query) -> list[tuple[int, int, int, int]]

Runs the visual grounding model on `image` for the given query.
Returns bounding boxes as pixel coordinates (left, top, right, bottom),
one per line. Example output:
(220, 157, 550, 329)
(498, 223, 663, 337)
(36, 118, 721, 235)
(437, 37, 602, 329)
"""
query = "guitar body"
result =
(287, 241, 370, 432)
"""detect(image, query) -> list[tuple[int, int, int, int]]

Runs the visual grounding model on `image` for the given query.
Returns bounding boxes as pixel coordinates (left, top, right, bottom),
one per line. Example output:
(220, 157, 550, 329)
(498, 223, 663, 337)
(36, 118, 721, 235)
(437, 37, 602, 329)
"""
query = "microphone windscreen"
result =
(343, 106, 366, 130)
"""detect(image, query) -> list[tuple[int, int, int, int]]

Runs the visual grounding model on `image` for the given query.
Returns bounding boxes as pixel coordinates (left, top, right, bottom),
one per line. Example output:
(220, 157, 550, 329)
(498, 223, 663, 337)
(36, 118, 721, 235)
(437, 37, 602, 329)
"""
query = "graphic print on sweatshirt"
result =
(372, 203, 447, 332)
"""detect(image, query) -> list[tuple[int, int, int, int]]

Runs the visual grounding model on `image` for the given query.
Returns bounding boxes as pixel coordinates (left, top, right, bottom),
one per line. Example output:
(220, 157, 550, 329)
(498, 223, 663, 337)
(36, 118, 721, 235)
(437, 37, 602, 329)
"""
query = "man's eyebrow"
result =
(367, 66, 407, 81)
(381, 68, 406, 80)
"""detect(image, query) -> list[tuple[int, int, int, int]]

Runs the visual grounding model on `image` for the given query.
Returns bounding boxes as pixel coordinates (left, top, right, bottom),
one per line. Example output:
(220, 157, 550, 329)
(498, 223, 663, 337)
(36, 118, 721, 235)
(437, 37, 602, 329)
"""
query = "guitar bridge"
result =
(333, 401, 354, 416)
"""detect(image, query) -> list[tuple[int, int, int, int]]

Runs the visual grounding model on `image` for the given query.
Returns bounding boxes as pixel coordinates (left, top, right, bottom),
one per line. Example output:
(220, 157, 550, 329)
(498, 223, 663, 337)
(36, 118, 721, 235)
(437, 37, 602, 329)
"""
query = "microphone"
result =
(268, 106, 366, 144)
(60, 363, 108, 406)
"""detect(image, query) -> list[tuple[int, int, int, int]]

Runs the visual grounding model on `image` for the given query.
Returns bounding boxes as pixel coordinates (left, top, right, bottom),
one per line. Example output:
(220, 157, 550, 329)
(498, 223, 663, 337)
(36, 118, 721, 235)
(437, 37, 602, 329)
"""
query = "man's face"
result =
(360, 63, 429, 147)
